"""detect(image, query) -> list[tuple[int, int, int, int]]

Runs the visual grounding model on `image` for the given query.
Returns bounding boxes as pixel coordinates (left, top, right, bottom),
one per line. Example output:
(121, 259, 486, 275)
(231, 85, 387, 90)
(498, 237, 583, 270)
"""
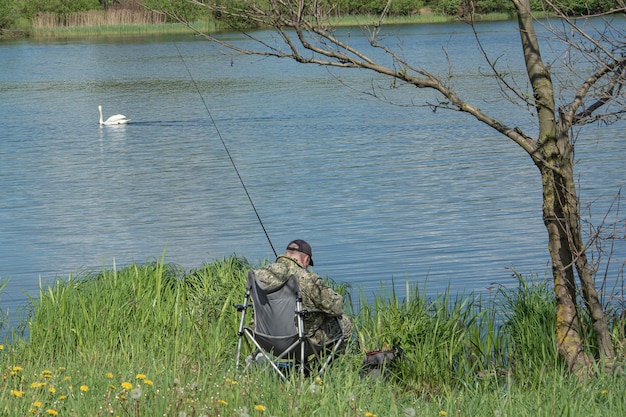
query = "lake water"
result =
(1, 19, 624, 329)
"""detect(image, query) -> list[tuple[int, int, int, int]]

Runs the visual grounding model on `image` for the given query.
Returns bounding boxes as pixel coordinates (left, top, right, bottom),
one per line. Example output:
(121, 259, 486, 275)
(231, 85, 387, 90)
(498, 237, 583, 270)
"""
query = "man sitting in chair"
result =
(254, 239, 353, 347)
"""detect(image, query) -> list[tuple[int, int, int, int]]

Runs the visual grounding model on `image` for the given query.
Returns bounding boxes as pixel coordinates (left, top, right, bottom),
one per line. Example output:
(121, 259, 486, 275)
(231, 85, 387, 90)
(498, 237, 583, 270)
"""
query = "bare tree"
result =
(161, 0, 626, 375)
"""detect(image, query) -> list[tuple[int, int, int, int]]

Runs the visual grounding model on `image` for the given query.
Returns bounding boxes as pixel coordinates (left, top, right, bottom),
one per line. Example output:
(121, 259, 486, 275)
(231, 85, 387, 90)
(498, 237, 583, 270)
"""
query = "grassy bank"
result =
(1, 255, 625, 416)
(25, 12, 515, 38)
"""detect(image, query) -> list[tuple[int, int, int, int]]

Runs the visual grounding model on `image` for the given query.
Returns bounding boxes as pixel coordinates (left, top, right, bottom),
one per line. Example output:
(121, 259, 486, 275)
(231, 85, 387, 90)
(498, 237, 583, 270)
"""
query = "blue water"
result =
(0, 20, 624, 330)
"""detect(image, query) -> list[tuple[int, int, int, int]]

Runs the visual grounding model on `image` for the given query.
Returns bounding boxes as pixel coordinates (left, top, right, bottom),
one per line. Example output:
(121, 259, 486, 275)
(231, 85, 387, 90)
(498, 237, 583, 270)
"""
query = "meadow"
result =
(1, 254, 625, 416)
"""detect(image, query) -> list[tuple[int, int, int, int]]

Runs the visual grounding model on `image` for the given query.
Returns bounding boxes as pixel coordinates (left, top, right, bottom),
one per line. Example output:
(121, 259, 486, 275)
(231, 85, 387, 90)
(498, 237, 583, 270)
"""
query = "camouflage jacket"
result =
(254, 256, 344, 342)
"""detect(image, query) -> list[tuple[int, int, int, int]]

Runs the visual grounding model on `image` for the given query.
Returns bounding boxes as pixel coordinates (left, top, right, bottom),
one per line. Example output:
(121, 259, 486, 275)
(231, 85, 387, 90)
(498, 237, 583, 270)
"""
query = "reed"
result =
(32, 10, 168, 28)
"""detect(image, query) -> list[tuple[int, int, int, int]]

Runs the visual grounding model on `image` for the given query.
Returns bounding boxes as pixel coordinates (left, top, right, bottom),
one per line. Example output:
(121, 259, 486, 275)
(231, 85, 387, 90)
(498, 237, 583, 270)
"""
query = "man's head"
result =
(285, 239, 314, 267)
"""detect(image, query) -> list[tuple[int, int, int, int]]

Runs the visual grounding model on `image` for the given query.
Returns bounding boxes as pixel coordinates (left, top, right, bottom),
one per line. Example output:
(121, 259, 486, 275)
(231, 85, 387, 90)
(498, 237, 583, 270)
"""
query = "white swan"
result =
(98, 105, 130, 126)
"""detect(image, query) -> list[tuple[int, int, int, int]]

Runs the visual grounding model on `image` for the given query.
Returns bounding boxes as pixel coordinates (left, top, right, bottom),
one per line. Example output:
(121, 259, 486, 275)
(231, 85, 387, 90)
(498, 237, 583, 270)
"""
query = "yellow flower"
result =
(46, 410, 59, 416)
(439, 411, 447, 416)
(600, 389, 608, 395)
(315, 376, 323, 385)
(136, 373, 147, 380)
(80, 385, 89, 392)
(58, 395, 67, 400)
(12, 366, 23, 372)
(48, 387, 56, 394)
(32, 401, 43, 407)
(365, 413, 377, 417)
(106, 372, 114, 379)
(0, 344, 4, 350)
(254, 404, 267, 412)
(121, 381, 133, 390)
(10, 389, 25, 397)
(144, 379, 154, 386)
(31, 381, 46, 388)
(218, 399, 228, 406)
(108, 384, 117, 390)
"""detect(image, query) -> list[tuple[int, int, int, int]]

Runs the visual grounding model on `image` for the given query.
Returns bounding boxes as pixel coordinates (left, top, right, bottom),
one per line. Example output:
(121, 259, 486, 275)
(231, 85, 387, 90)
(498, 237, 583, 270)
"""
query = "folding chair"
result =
(235, 270, 345, 380)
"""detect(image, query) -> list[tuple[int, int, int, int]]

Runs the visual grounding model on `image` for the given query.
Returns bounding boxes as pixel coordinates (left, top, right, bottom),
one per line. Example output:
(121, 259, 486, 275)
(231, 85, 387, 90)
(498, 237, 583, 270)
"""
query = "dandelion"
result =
(48, 387, 56, 394)
(12, 366, 23, 372)
(31, 381, 47, 388)
(43, 370, 52, 378)
(600, 390, 608, 395)
(0, 344, 4, 350)
(80, 385, 89, 392)
(144, 379, 154, 386)
(121, 381, 133, 390)
(106, 372, 114, 379)
(130, 387, 143, 400)
(439, 411, 447, 416)
(108, 384, 117, 390)
(32, 401, 43, 408)
(235, 406, 250, 417)
(136, 373, 147, 380)
(254, 404, 266, 412)
(365, 413, 377, 417)
(10, 389, 25, 397)
(58, 395, 67, 400)
(218, 399, 228, 406)
(46, 409, 59, 416)
(315, 376, 323, 385)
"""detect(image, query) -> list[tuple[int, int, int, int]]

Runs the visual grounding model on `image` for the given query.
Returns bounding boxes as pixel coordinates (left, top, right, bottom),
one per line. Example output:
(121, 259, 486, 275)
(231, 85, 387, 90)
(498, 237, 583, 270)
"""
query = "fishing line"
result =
(173, 42, 278, 258)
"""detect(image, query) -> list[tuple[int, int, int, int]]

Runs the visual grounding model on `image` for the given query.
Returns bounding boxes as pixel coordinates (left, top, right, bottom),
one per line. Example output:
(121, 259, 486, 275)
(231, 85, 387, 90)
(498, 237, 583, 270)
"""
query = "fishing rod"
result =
(173, 42, 278, 258)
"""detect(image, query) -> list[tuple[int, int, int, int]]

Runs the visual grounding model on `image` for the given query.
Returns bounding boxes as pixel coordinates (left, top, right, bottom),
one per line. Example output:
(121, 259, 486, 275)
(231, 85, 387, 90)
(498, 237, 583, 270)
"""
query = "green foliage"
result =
(18, 0, 101, 20)
(0, 0, 17, 29)
(476, 0, 515, 14)
(184, 255, 250, 330)
(498, 272, 561, 382)
(357, 282, 508, 395)
(434, 0, 462, 16)
(143, 0, 212, 22)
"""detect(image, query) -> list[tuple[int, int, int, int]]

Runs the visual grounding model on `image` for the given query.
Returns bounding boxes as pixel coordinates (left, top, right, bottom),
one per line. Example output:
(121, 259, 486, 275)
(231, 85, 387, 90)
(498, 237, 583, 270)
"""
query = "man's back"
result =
(254, 256, 344, 343)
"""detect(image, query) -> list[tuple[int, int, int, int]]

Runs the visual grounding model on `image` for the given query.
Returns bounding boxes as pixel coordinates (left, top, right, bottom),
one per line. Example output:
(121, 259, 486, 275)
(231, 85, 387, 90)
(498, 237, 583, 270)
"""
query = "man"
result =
(254, 239, 353, 346)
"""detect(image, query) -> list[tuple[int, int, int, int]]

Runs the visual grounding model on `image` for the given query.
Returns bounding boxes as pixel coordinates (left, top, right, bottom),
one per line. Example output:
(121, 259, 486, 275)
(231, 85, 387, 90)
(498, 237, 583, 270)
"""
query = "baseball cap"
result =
(286, 239, 314, 266)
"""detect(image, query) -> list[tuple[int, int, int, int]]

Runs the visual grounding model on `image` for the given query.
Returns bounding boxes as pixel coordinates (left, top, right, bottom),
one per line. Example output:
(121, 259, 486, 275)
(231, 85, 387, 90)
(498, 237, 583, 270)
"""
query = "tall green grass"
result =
(1, 255, 625, 416)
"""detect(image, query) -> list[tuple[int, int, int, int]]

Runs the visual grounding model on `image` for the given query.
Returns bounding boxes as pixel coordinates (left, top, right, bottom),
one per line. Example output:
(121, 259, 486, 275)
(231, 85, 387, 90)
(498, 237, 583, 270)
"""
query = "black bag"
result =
(361, 345, 403, 379)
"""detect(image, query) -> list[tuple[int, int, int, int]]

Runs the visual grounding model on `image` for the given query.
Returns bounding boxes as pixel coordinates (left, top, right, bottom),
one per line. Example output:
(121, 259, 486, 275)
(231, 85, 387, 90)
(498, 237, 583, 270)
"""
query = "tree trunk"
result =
(556, 119, 615, 362)
(540, 156, 593, 374)
(513, 0, 598, 374)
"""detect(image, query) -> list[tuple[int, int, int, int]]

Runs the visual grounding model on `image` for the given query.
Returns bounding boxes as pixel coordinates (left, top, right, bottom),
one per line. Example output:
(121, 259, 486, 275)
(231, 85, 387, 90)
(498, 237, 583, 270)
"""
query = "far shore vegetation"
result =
(0, 0, 611, 39)
(1, 254, 625, 415)
(9, 11, 513, 39)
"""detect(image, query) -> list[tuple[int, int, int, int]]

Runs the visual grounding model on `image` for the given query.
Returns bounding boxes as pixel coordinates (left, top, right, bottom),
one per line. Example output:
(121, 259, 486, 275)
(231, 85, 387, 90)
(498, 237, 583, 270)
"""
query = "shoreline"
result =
(2, 12, 518, 40)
